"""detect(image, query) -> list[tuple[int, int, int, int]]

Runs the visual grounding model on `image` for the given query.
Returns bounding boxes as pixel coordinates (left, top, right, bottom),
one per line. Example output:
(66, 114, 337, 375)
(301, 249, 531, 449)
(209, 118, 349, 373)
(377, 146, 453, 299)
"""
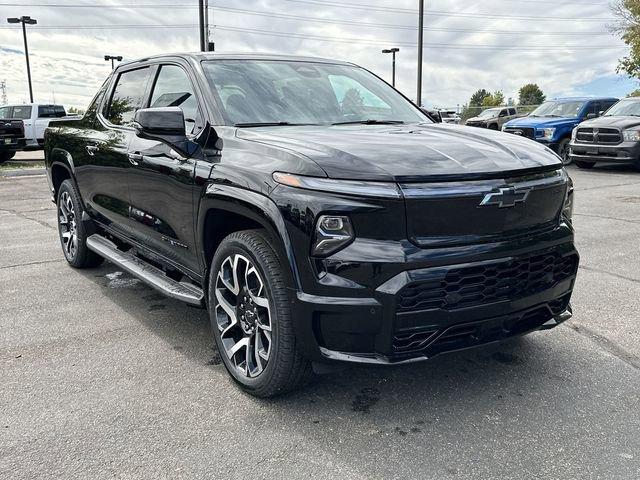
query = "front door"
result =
(127, 63, 204, 275)
(75, 66, 154, 238)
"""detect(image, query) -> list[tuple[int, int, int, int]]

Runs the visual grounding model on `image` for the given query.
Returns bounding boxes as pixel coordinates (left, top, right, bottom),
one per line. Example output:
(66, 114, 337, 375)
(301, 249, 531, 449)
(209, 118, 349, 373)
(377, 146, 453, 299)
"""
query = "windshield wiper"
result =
(234, 122, 318, 127)
(331, 119, 406, 125)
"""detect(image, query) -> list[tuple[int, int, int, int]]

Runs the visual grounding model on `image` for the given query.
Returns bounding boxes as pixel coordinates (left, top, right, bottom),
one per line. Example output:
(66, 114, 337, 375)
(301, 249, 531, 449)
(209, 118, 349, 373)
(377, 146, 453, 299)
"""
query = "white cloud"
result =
(0, 0, 633, 109)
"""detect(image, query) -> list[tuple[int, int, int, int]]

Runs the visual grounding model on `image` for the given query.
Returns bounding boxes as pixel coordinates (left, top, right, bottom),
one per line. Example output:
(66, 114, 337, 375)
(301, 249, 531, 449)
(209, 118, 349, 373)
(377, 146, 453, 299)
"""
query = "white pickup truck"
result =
(0, 103, 79, 149)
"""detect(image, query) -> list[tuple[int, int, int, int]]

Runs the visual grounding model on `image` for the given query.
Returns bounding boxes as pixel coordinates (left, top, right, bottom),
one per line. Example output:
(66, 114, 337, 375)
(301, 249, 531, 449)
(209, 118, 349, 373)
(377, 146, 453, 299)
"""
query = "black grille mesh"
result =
(397, 252, 578, 313)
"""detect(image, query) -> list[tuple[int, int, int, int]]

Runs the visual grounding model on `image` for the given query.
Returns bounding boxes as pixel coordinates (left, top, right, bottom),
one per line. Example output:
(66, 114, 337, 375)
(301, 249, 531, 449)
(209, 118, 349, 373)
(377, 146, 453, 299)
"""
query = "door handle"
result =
(85, 145, 99, 156)
(128, 152, 143, 165)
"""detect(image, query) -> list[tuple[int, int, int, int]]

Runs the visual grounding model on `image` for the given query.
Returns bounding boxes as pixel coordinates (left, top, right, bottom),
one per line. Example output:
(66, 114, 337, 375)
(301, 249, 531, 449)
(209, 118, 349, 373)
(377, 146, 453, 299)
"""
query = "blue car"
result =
(502, 97, 618, 164)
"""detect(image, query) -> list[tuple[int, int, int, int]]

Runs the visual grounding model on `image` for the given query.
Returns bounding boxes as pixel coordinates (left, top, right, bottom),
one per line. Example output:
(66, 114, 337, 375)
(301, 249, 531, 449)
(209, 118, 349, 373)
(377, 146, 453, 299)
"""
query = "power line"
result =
(213, 25, 624, 50)
(0, 1, 615, 22)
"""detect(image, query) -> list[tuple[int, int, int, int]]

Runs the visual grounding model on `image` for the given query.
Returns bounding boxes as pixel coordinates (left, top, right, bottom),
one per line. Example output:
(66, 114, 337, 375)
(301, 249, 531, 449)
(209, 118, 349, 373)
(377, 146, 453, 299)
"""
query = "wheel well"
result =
(203, 209, 269, 268)
(51, 164, 72, 197)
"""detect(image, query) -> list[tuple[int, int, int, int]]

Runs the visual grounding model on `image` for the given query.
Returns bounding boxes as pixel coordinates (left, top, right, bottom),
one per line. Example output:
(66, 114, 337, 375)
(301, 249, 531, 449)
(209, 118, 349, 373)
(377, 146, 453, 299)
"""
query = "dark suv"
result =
(44, 53, 578, 397)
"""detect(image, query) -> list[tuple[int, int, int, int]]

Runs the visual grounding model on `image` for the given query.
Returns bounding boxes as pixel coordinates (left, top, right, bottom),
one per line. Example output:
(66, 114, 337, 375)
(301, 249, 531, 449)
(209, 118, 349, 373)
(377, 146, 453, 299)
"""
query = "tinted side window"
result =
(0, 106, 10, 119)
(602, 100, 617, 112)
(106, 68, 151, 126)
(38, 105, 65, 118)
(509, 108, 516, 115)
(149, 65, 201, 134)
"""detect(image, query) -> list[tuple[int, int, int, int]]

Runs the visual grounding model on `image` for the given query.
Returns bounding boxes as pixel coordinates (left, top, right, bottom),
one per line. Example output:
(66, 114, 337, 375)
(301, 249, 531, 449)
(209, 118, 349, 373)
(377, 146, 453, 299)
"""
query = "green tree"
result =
(612, 0, 640, 78)
(469, 88, 490, 107)
(629, 89, 640, 97)
(482, 91, 505, 107)
(518, 84, 546, 106)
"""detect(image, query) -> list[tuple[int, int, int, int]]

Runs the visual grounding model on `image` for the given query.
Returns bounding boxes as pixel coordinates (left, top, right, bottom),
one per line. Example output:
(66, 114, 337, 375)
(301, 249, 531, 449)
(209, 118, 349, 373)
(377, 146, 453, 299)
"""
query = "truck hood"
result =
(466, 115, 494, 123)
(577, 116, 640, 130)
(505, 116, 576, 129)
(235, 123, 562, 182)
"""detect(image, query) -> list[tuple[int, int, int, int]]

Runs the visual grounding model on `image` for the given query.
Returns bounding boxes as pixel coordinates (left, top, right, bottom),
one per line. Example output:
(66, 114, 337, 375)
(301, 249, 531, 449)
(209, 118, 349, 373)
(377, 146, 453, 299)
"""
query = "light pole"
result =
(417, 0, 424, 107)
(7, 16, 37, 103)
(104, 55, 123, 70)
(382, 48, 400, 87)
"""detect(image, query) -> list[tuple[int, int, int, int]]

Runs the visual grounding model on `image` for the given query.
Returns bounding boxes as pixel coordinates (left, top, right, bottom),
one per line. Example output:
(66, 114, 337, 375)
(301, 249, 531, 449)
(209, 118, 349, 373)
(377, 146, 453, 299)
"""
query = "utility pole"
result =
(7, 16, 37, 103)
(416, 0, 424, 107)
(204, 0, 210, 51)
(198, 0, 205, 51)
(382, 48, 400, 87)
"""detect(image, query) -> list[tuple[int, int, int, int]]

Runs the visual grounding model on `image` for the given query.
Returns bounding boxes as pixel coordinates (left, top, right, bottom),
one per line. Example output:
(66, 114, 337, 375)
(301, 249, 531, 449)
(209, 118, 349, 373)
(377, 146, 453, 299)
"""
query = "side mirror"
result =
(420, 107, 442, 123)
(585, 113, 598, 120)
(599, 110, 605, 116)
(133, 107, 186, 139)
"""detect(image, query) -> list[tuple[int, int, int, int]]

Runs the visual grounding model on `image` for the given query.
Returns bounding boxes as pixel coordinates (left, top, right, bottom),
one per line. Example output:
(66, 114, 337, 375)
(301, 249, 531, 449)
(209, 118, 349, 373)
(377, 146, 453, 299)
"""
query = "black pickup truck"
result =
(45, 53, 578, 397)
(0, 118, 25, 163)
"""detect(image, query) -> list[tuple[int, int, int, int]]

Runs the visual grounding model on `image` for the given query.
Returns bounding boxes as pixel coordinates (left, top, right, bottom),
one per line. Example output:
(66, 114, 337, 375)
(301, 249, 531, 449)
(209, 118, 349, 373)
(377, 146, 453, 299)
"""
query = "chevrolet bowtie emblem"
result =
(479, 187, 531, 208)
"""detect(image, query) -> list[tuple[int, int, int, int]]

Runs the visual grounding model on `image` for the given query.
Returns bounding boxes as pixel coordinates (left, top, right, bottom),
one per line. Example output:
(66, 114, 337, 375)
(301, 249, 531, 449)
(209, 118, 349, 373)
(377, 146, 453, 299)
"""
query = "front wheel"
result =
(208, 230, 312, 397)
(557, 138, 571, 165)
(575, 160, 596, 169)
(0, 151, 15, 164)
(56, 180, 104, 268)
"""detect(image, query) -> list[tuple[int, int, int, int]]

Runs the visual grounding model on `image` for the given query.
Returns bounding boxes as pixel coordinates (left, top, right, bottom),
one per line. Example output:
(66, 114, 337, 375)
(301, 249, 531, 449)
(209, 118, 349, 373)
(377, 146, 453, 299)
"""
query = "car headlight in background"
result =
(623, 128, 640, 142)
(541, 128, 556, 140)
(312, 215, 354, 256)
(571, 127, 577, 141)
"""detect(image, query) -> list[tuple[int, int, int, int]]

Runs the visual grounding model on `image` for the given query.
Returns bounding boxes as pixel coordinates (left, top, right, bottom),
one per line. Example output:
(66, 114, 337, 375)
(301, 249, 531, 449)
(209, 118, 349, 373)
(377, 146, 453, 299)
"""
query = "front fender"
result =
(198, 183, 302, 291)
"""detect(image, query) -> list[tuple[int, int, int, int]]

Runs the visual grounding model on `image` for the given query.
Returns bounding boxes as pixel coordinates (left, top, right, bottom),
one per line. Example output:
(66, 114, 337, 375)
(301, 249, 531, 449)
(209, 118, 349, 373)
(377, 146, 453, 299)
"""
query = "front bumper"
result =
(291, 232, 579, 365)
(569, 140, 640, 164)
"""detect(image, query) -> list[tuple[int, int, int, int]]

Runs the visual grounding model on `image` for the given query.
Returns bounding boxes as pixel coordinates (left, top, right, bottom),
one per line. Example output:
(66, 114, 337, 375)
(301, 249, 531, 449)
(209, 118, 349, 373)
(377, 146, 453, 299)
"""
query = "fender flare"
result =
(48, 148, 76, 196)
(198, 184, 302, 291)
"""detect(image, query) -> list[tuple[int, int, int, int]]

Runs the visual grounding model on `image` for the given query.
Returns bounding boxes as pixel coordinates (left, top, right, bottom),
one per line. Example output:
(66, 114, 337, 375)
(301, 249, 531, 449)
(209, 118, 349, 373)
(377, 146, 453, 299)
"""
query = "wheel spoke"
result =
(226, 336, 249, 360)
(215, 288, 237, 328)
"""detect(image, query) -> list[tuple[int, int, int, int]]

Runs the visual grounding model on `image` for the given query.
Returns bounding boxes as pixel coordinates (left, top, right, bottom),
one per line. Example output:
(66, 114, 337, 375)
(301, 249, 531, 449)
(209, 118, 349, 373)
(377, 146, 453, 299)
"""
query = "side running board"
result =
(86, 234, 204, 306)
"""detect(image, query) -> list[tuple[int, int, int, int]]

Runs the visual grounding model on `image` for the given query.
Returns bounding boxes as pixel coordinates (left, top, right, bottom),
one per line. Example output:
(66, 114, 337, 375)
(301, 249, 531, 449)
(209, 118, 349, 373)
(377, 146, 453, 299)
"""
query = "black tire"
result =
(0, 151, 15, 163)
(56, 179, 104, 268)
(575, 160, 596, 169)
(557, 138, 571, 165)
(208, 229, 313, 398)
(488, 123, 499, 130)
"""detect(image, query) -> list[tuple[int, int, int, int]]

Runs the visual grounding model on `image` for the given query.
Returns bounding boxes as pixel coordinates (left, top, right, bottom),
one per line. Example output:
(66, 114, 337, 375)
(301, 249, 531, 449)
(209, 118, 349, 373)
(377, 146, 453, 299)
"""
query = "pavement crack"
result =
(565, 322, 640, 372)
(0, 259, 64, 270)
(575, 181, 640, 192)
(579, 265, 640, 284)
(0, 207, 55, 230)
(574, 213, 640, 226)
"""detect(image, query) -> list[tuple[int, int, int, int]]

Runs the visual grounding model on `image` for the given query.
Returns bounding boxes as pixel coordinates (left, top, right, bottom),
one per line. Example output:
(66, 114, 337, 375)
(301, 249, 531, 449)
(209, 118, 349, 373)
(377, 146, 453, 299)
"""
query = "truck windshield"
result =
(202, 60, 427, 126)
(477, 108, 501, 118)
(603, 99, 640, 117)
(529, 101, 585, 118)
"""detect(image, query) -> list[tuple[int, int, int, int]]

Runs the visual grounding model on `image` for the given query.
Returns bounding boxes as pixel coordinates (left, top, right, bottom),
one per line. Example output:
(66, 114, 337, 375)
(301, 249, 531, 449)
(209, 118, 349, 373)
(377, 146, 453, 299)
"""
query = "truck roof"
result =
(119, 52, 354, 68)
(551, 96, 619, 102)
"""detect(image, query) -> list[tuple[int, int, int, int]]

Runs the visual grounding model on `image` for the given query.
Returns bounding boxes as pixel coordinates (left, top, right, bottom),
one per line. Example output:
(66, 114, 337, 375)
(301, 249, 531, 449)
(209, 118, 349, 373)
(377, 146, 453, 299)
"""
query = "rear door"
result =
(74, 65, 153, 237)
(126, 62, 205, 274)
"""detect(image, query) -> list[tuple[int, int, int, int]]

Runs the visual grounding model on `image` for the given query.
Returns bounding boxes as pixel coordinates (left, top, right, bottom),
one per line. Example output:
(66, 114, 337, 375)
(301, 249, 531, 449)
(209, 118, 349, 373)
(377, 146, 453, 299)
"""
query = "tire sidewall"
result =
(558, 138, 571, 165)
(208, 234, 285, 393)
(57, 180, 88, 267)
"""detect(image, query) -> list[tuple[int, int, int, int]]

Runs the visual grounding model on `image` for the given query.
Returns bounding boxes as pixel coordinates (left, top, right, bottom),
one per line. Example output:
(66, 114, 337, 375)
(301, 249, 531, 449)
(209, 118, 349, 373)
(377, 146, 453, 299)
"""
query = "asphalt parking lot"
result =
(1, 162, 639, 479)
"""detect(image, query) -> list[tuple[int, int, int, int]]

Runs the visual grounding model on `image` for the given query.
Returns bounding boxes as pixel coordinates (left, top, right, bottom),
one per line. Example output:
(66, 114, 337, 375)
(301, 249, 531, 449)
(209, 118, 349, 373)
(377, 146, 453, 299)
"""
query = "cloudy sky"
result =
(0, 0, 636, 110)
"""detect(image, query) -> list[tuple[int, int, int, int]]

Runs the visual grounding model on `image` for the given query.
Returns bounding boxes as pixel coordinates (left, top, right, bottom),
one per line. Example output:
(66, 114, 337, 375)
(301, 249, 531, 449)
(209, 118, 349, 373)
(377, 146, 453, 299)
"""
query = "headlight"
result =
(571, 128, 577, 141)
(562, 174, 574, 223)
(312, 215, 354, 256)
(273, 172, 402, 198)
(623, 128, 640, 142)
(501, 125, 507, 132)
(541, 128, 556, 140)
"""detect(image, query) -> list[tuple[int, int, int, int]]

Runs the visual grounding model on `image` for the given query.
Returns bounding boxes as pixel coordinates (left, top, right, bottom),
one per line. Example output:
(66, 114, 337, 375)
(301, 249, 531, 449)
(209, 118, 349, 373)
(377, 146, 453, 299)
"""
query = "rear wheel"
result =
(575, 160, 596, 169)
(56, 180, 104, 268)
(488, 123, 499, 130)
(208, 230, 312, 397)
(0, 151, 15, 164)
(557, 138, 571, 165)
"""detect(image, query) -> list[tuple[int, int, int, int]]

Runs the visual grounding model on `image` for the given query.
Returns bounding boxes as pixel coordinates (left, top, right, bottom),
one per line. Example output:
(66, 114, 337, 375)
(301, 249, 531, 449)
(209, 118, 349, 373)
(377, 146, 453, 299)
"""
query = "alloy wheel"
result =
(215, 254, 272, 378)
(58, 191, 78, 259)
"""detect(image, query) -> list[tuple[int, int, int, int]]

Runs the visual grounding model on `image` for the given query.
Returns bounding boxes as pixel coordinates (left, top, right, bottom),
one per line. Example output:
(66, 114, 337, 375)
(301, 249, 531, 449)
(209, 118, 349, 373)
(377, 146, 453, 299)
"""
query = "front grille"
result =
(504, 127, 535, 139)
(576, 127, 622, 145)
(397, 251, 578, 313)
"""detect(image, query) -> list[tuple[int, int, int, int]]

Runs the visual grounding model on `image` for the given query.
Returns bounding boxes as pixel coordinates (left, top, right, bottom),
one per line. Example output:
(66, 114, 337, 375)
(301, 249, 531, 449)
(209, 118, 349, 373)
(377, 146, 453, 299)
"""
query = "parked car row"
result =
(0, 103, 78, 163)
(458, 96, 639, 170)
